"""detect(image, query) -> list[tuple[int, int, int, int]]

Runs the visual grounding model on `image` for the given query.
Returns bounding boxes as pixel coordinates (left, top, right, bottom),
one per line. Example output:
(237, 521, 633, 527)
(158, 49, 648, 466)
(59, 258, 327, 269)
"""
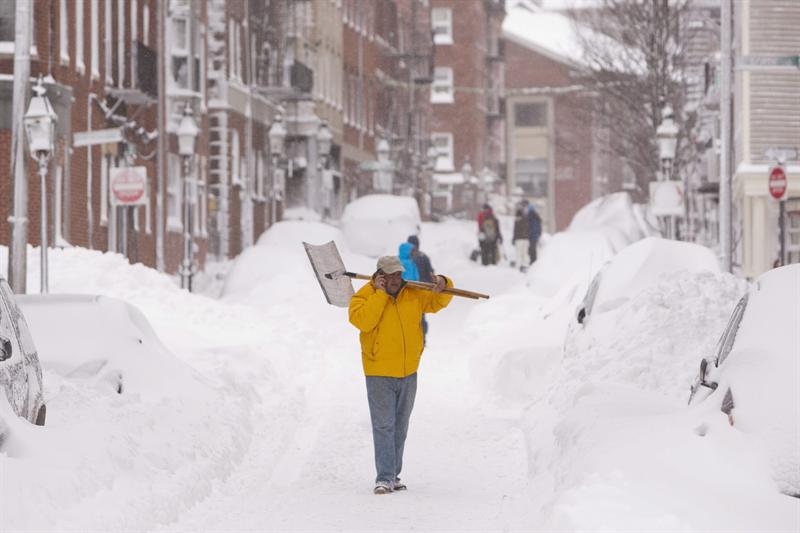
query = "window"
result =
(231, 130, 241, 186)
(514, 158, 548, 197)
(171, 17, 189, 88)
(167, 154, 183, 229)
(91, 0, 99, 78)
(229, 20, 242, 81)
(514, 102, 547, 127)
(431, 67, 454, 104)
(432, 133, 454, 171)
(76, 0, 85, 72)
(0, 2, 36, 55)
(432, 8, 452, 45)
(60, 0, 70, 63)
(256, 151, 268, 199)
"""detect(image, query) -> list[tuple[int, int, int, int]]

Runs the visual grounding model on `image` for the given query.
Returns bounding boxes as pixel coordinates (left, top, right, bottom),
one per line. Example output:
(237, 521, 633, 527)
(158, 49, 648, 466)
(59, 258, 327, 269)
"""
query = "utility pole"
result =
(8, 0, 31, 293)
(719, 0, 732, 272)
(155, 0, 166, 271)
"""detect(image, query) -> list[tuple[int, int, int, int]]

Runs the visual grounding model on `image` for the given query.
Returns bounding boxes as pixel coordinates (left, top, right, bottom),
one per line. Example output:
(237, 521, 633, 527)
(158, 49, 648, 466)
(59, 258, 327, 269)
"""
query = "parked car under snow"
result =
(575, 237, 720, 325)
(688, 264, 800, 497)
(0, 277, 46, 429)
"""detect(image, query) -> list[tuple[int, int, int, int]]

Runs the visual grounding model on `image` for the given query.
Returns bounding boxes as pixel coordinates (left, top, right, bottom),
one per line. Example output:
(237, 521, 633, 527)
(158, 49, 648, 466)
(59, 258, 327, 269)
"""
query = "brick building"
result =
(429, 0, 505, 218)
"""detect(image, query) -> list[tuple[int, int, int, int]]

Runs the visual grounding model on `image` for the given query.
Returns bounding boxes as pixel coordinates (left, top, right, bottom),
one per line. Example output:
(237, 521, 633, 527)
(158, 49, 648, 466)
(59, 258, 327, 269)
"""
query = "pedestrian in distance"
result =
(349, 256, 453, 495)
(477, 204, 502, 266)
(407, 235, 436, 344)
(523, 199, 542, 264)
(512, 206, 530, 272)
(398, 242, 419, 282)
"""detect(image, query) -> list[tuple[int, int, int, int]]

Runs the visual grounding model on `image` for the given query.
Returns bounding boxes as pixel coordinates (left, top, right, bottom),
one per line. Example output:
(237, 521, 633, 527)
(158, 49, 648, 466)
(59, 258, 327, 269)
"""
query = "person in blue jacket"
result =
(398, 242, 419, 281)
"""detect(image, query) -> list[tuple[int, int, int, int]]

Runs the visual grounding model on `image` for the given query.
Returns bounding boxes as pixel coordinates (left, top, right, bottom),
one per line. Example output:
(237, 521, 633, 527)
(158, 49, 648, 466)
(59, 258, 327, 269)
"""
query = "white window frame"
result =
(431, 67, 454, 104)
(432, 8, 453, 45)
(60, 0, 70, 64)
(167, 154, 183, 230)
(91, 0, 100, 79)
(76, 0, 85, 73)
(432, 133, 454, 172)
(0, 4, 36, 56)
(169, 16, 190, 90)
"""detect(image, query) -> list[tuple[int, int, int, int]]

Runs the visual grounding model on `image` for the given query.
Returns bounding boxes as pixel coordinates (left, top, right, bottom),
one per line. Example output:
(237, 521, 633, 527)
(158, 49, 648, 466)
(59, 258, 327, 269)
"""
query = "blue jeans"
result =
(365, 373, 418, 484)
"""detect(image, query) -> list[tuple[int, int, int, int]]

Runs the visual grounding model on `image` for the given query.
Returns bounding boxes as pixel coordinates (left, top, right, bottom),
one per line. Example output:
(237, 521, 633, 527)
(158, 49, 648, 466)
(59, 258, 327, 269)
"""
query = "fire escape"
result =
(484, 0, 506, 184)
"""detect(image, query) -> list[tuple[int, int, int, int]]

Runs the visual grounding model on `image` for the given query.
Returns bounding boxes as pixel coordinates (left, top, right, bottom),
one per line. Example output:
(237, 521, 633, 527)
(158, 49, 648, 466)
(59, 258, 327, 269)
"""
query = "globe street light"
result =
(269, 114, 287, 225)
(23, 76, 57, 294)
(177, 105, 199, 291)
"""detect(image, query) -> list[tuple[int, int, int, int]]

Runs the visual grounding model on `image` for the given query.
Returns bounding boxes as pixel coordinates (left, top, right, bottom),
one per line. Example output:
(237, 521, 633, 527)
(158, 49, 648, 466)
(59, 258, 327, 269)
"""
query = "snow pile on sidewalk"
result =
(340, 194, 421, 257)
(0, 246, 288, 531)
(527, 192, 657, 298)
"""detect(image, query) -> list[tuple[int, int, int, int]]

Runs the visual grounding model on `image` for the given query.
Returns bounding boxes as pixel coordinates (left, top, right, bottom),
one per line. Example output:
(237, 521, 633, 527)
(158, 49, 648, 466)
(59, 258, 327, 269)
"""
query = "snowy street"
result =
(2, 195, 798, 531)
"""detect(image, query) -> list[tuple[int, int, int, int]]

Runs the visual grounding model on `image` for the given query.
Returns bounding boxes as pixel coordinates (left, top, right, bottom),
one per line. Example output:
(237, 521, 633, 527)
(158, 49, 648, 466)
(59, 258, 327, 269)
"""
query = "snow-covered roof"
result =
(503, 5, 587, 68)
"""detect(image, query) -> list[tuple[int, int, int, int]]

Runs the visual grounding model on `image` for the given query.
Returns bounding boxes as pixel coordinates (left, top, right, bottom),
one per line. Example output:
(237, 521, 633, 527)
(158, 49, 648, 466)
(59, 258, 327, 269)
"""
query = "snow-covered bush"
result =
(340, 195, 421, 257)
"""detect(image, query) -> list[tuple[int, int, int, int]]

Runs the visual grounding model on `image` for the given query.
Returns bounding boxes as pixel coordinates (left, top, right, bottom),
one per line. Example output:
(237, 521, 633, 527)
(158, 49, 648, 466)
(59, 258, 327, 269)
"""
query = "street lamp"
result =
(656, 104, 678, 180)
(23, 76, 57, 294)
(177, 105, 199, 291)
(269, 114, 287, 225)
(316, 120, 333, 166)
(656, 104, 680, 240)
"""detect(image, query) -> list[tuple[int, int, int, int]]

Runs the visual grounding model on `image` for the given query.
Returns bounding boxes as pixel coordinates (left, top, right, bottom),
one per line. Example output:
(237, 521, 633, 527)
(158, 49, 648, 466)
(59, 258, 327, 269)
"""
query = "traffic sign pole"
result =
(769, 164, 789, 266)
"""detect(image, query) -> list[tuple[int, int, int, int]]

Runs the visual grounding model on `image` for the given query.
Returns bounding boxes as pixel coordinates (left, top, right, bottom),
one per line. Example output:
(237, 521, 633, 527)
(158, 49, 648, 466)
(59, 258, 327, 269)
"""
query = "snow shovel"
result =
(303, 241, 490, 307)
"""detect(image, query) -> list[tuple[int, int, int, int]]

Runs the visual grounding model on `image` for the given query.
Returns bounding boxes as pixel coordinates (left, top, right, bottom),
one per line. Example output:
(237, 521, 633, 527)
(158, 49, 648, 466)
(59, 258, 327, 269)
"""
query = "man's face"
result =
(383, 271, 404, 295)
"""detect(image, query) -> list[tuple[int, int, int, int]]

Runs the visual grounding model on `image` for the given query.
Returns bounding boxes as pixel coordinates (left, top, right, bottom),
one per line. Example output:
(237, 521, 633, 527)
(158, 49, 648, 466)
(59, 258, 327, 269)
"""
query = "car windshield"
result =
(716, 294, 749, 366)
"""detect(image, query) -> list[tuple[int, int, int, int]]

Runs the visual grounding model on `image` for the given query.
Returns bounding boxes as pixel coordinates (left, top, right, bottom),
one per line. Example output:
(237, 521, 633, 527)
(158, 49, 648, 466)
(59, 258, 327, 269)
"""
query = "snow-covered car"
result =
(0, 277, 46, 427)
(575, 237, 719, 325)
(688, 264, 800, 497)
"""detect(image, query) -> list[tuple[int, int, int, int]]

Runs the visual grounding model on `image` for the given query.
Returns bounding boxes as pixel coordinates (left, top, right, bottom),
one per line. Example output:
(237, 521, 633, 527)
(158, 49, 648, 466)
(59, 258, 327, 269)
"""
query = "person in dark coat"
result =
(407, 235, 435, 343)
(477, 204, 502, 266)
(512, 207, 530, 272)
(523, 200, 542, 264)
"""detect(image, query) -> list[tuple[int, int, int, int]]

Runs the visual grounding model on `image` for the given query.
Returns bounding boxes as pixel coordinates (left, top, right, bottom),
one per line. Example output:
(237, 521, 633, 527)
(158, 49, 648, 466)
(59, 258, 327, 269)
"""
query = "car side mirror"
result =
(0, 336, 11, 362)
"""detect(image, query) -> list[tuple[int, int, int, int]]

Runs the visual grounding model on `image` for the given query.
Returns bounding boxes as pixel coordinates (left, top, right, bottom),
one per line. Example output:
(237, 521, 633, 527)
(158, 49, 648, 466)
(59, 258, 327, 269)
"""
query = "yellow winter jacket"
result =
(349, 277, 454, 377)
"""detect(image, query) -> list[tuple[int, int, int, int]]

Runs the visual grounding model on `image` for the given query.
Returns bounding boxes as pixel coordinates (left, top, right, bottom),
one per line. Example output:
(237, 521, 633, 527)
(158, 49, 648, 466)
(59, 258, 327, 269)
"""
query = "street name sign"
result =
(110, 166, 148, 206)
(73, 128, 123, 147)
(768, 165, 788, 201)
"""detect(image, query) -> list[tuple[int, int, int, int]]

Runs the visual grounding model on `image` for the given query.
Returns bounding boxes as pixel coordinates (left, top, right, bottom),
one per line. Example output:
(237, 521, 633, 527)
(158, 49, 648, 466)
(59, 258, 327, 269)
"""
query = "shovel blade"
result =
(303, 241, 354, 307)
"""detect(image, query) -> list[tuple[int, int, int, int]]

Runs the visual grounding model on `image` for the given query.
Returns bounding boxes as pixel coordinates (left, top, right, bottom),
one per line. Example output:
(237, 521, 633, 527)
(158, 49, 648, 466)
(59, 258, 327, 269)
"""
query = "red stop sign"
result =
(769, 166, 787, 200)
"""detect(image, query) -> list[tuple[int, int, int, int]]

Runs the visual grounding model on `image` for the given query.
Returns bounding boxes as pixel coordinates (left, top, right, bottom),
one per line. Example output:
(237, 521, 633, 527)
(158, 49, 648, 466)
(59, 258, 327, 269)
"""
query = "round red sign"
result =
(768, 166, 787, 201)
(110, 167, 147, 205)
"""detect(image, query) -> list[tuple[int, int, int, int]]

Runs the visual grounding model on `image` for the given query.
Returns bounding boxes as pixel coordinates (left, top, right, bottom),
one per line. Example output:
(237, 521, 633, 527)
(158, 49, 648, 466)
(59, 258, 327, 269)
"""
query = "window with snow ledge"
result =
(431, 67, 454, 104)
(432, 133, 454, 172)
(432, 8, 452, 45)
(0, 1, 38, 56)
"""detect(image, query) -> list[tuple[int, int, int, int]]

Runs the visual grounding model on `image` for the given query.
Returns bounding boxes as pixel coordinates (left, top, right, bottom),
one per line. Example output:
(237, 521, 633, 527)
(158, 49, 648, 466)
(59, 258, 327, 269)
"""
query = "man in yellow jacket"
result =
(349, 255, 454, 494)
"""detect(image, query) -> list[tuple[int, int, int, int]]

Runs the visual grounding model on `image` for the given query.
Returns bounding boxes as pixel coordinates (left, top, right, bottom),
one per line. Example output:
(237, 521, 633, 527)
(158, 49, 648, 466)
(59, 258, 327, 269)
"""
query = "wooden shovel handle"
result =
(345, 272, 489, 300)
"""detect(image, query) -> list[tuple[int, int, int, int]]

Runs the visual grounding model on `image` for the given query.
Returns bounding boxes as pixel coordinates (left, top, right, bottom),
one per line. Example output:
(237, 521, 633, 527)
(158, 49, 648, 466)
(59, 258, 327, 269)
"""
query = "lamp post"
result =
(177, 105, 199, 291)
(656, 104, 679, 239)
(23, 76, 57, 294)
(269, 114, 287, 225)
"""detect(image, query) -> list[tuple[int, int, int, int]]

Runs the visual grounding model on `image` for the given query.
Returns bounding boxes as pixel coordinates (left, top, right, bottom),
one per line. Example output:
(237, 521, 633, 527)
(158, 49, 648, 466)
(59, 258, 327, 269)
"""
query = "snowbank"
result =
(340, 194, 421, 257)
(526, 192, 656, 298)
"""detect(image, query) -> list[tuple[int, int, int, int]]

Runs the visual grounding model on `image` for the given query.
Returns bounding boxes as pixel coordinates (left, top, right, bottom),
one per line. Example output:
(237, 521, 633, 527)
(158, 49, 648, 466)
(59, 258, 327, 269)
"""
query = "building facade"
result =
(732, 0, 800, 277)
(429, 0, 505, 219)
